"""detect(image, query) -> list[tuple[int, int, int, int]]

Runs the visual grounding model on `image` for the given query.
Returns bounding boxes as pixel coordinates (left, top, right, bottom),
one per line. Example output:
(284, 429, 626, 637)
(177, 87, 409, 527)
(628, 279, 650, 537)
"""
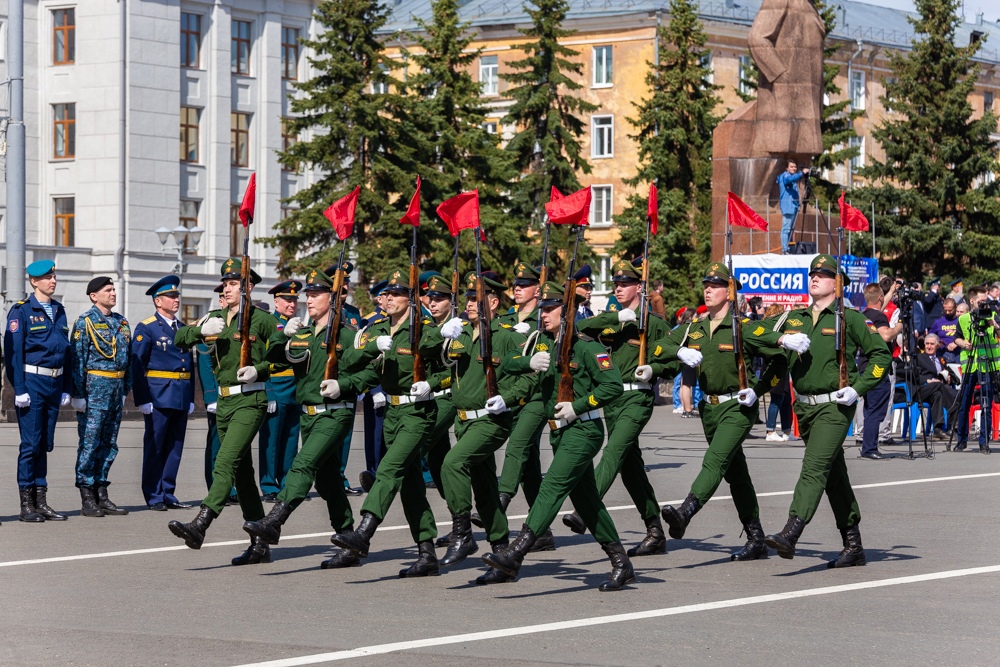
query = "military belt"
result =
(302, 402, 353, 415)
(622, 382, 652, 392)
(433, 389, 451, 398)
(87, 370, 125, 379)
(218, 382, 266, 397)
(25, 365, 63, 378)
(388, 394, 433, 406)
(549, 409, 600, 431)
(795, 391, 837, 406)
(145, 371, 191, 380)
(705, 392, 738, 405)
(456, 407, 508, 422)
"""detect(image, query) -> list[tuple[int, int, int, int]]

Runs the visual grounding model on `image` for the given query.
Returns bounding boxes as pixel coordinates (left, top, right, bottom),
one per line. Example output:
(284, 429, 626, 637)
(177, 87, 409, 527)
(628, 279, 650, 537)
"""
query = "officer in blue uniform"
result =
(131, 276, 195, 511)
(4, 260, 72, 523)
(258, 280, 303, 502)
(360, 279, 389, 491)
(574, 264, 595, 322)
(199, 285, 223, 491)
(70, 276, 132, 517)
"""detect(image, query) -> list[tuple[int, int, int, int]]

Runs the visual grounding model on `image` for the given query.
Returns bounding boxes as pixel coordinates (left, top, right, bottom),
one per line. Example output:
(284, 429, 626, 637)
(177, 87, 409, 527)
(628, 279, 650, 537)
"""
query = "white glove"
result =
(410, 381, 431, 400)
(321, 379, 342, 399)
(634, 365, 653, 382)
(267, 400, 277, 414)
(237, 366, 258, 384)
(15, 393, 30, 408)
(440, 317, 464, 340)
(513, 322, 531, 335)
(206, 402, 217, 414)
(139, 402, 154, 415)
(485, 395, 508, 414)
(737, 388, 757, 407)
(283, 317, 303, 337)
(618, 308, 637, 323)
(529, 352, 551, 372)
(201, 317, 225, 337)
(71, 398, 87, 412)
(376, 336, 393, 352)
(554, 402, 578, 424)
(61, 393, 71, 407)
(189, 403, 195, 415)
(835, 386, 859, 406)
(780, 333, 811, 354)
(372, 392, 387, 409)
(677, 347, 703, 368)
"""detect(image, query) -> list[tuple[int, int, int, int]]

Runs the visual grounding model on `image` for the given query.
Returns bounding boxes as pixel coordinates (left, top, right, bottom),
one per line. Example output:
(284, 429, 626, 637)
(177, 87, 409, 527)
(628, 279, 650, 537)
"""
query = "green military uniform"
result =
(422, 275, 458, 500)
(655, 263, 787, 560)
(751, 255, 890, 567)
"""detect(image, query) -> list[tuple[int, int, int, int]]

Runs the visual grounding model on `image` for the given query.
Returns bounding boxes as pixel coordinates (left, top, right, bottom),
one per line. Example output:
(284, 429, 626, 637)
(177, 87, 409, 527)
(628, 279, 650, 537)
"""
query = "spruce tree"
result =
(613, 0, 722, 307)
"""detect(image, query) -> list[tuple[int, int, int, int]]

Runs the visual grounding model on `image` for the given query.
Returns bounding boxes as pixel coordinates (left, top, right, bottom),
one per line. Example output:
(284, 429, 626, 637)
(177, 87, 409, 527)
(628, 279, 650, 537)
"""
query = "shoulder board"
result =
(422, 317, 434, 325)
(142, 316, 157, 325)
(499, 322, 512, 329)
(16, 299, 26, 306)
(741, 317, 750, 323)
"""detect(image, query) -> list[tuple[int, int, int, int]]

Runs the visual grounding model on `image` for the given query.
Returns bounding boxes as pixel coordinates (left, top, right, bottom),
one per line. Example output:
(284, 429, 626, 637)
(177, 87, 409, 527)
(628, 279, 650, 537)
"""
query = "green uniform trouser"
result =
(789, 401, 862, 529)
(278, 408, 356, 531)
(525, 420, 619, 543)
(441, 413, 513, 543)
(360, 401, 439, 544)
(203, 395, 267, 520)
(424, 394, 456, 500)
(593, 390, 660, 521)
(498, 400, 546, 505)
(689, 399, 760, 523)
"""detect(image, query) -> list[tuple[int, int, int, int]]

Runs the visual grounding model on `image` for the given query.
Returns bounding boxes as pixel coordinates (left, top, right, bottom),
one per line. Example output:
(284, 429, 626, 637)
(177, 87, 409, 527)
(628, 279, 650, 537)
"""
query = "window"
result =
(180, 200, 199, 253)
(180, 107, 199, 163)
(738, 55, 754, 96)
(230, 205, 248, 256)
(231, 113, 250, 167)
(231, 20, 251, 75)
(483, 120, 498, 134)
(986, 91, 995, 112)
(52, 8, 75, 65)
(849, 135, 864, 171)
(281, 119, 298, 172)
(181, 304, 202, 325)
(479, 55, 498, 96)
(597, 255, 613, 292)
(699, 52, 714, 86)
(181, 13, 201, 68)
(850, 70, 865, 110)
(591, 116, 613, 158)
(281, 26, 300, 80)
(591, 185, 613, 226)
(54, 197, 74, 247)
(53, 103, 75, 160)
(373, 63, 389, 95)
(593, 45, 612, 86)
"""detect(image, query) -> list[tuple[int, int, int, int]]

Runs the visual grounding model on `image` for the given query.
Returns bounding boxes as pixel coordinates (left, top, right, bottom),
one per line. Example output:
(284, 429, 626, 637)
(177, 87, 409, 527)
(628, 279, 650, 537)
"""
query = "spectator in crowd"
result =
(952, 286, 998, 453)
(761, 304, 792, 441)
(922, 278, 943, 323)
(875, 276, 902, 446)
(776, 161, 809, 254)
(858, 283, 898, 459)
(957, 302, 970, 317)
(947, 279, 964, 306)
(678, 308, 699, 418)
(929, 298, 961, 364)
(649, 280, 666, 319)
(988, 282, 1000, 305)
(914, 334, 958, 440)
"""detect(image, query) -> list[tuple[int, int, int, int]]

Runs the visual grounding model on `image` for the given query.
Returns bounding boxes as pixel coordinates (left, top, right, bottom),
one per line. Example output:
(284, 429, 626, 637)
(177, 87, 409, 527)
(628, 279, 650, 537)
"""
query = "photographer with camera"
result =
(952, 286, 999, 453)
(914, 334, 959, 440)
(776, 161, 809, 254)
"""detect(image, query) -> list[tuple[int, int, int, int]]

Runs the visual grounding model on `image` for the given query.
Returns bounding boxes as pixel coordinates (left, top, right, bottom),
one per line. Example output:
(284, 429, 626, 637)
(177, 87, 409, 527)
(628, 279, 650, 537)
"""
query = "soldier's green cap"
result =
(538, 281, 584, 308)
(220, 257, 262, 284)
(425, 274, 454, 297)
(703, 262, 741, 289)
(464, 271, 507, 297)
(302, 268, 334, 292)
(809, 254, 850, 285)
(512, 261, 541, 286)
(384, 268, 411, 292)
(611, 259, 641, 283)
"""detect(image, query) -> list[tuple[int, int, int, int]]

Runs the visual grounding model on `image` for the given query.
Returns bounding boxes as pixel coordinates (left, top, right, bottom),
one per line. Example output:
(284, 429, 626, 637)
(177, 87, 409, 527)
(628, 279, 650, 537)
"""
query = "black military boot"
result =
(828, 525, 866, 568)
(80, 486, 105, 518)
(482, 524, 537, 577)
(562, 511, 586, 535)
(399, 541, 440, 577)
(476, 539, 516, 585)
(440, 513, 479, 567)
(19, 487, 44, 523)
(96, 484, 129, 516)
(34, 486, 67, 521)
(168, 505, 217, 549)
(436, 512, 457, 548)
(627, 515, 667, 557)
(731, 517, 769, 561)
(232, 534, 272, 566)
(472, 491, 511, 529)
(764, 515, 806, 560)
(322, 528, 362, 569)
(661, 493, 701, 539)
(242, 501, 294, 545)
(329, 512, 380, 557)
(599, 541, 637, 592)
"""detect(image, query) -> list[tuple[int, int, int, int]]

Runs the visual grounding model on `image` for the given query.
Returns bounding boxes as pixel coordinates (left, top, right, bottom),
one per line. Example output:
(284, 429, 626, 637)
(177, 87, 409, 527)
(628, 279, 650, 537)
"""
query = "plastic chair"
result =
(890, 382, 934, 441)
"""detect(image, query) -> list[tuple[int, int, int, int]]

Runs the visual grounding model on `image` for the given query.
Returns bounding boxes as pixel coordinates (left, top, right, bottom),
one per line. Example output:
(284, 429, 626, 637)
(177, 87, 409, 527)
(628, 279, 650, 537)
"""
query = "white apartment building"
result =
(0, 0, 319, 322)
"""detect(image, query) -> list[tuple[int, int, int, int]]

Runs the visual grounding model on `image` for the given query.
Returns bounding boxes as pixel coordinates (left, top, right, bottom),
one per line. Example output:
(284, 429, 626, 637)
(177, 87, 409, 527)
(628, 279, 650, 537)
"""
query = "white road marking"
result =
(1, 471, 997, 569)
(228, 564, 1000, 667)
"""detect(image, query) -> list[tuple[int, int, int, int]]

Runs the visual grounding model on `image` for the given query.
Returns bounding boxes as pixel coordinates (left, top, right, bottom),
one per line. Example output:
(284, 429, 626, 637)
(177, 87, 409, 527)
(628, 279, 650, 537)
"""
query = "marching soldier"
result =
(131, 275, 195, 511)
(4, 260, 72, 522)
(482, 282, 634, 591)
(359, 279, 389, 491)
(168, 258, 281, 565)
(654, 263, 789, 560)
(70, 277, 132, 518)
(422, 274, 458, 507)
(755, 255, 890, 567)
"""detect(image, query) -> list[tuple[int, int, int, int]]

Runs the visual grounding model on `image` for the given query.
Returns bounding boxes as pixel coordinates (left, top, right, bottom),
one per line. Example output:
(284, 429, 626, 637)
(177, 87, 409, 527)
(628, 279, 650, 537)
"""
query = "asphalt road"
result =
(0, 409, 997, 666)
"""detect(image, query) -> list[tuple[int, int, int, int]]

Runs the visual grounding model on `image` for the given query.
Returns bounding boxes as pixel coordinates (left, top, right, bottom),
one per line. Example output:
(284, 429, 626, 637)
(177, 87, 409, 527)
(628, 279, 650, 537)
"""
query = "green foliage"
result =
(735, 52, 758, 103)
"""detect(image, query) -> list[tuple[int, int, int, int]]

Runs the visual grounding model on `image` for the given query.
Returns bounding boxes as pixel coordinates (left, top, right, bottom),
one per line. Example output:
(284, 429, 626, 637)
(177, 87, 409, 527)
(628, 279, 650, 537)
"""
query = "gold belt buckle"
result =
(306, 405, 317, 416)
(458, 410, 468, 421)
(219, 387, 231, 398)
(390, 395, 402, 406)
(708, 395, 720, 405)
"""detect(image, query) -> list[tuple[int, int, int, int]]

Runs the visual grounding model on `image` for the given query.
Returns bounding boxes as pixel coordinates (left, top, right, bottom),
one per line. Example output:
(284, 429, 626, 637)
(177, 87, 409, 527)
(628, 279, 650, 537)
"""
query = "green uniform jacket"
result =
(346, 314, 441, 396)
(265, 313, 298, 403)
(265, 319, 368, 405)
(747, 305, 890, 396)
(498, 304, 544, 402)
(577, 310, 673, 380)
(499, 304, 538, 327)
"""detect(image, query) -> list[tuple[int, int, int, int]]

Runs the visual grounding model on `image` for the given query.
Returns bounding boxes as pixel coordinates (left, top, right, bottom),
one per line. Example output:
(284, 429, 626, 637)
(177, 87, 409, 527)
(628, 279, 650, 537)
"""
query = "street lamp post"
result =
(155, 225, 205, 273)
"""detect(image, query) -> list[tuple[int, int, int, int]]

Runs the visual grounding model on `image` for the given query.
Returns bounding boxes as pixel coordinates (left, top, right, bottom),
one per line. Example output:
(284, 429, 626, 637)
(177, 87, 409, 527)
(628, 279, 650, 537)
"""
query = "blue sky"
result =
(863, 0, 998, 22)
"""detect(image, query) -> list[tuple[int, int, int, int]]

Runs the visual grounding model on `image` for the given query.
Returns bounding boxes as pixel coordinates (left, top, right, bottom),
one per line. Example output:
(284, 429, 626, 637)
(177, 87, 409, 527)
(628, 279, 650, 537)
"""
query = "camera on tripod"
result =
(973, 301, 999, 327)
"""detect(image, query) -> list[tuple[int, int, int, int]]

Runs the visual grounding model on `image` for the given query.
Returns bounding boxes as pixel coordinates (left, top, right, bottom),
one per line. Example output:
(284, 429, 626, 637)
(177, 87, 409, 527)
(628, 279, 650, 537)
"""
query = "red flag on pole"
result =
(647, 184, 659, 235)
(839, 191, 870, 232)
(436, 190, 480, 237)
(550, 186, 564, 202)
(238, 173, 256, 228)
(726, 192, 768, 231)
(545, 186, 591, 226)
(400, 177, 421, 227)
(323, 186, 360, 241)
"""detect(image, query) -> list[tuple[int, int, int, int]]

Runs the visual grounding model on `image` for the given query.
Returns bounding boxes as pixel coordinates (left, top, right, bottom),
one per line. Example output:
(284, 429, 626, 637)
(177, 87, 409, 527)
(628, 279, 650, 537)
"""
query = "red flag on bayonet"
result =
(550, 186, 564, 201)
(437, 190, 480, 237)
(323, 186, 360, 241)
(545, 186, 591, 226)
(726, 192, 768, 231)
(238, 173, 256, 228)
(400, 177, 421, 227)
(839, 191, 870, 232)
(647, 184, 659, 235)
